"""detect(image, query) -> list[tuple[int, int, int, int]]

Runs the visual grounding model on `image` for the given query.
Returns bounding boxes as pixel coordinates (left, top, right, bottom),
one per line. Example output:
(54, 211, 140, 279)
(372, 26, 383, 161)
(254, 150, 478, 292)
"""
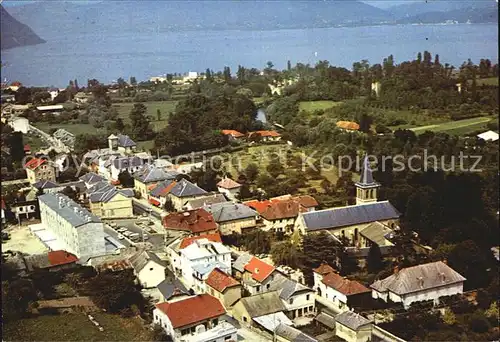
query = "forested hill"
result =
(396, 3, 498, 24)
(0, 5, 45, 50)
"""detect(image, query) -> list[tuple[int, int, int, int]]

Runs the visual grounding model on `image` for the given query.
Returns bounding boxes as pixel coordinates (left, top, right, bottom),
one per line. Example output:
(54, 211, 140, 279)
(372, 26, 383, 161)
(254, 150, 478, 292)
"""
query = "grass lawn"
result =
(253, 97, 266, 105)
(113, 100, 178, 132)
(299, 100, 342, 112)
(34, 122, 106, 136)
(409, 116, 492, 135)
(3, 313, 154, 341)
(24, 134, 48, 151)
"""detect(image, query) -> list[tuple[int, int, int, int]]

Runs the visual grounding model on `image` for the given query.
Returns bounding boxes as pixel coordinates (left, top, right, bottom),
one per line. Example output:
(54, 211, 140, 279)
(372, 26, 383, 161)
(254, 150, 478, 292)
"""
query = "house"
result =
(53, 129, 75, 148)
(185, 193, 228, 210)
(248, 130, 282, 142)
(204, 202, 257, 235)
(233, 255, 280, 295)
(25, 158, 56, 184)
(1, 93, 16, 103)
(205, 268, 242, 308)
(269, 275, 316, 319)
(313, 263, 371, 312)
(36, 104, 64, 115)
(9, 116, 29, 134)
(295, 157, 399, 247)
(37, 193, 106, 261)
(24, 250, 78, 272)
(334, 311, 372, 342)
(275, 324, 318, 342)
(216, 177, 242, 201)
(157, 278, 190, 303)
(108, 156, 145, 181)
(153, 294, 236, 342)
(163, 209, 219, 236)
(232, 291, 290, 329)
(358, 221, 395, 251)
(107, 133, 137, 154)
(79, 172, 106, 189)
(10, 200, 39, 222)
(166, 233, 222, 278)
(370, 261, 466, 309)
(179, 238, 232, 292)
(336, 121, 360, 132)
(221, 129, 245, 141)
(133, 165, 180, 199)
(150, 178, 208, 211)
(477, 130, 499, 142)
(128, 250, 167, 288)
(245, 195, 318, 233)
(87, 181, 134, 218)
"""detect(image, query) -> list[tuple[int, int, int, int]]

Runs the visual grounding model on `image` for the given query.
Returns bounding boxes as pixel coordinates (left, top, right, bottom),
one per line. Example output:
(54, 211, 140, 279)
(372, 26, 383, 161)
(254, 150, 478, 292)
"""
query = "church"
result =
(294, 157, 400, 250)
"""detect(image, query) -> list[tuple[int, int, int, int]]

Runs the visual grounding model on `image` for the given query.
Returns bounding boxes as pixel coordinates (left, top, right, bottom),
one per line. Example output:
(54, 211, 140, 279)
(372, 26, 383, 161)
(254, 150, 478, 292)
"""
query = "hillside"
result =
(396, 4, 498, 24)
(0, 5, 45, 50)
(388, 0, 495, 19)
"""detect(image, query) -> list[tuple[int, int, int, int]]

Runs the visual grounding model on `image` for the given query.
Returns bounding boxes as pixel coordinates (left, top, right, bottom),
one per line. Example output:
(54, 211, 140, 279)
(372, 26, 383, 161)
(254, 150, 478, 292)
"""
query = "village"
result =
(1, 55, 499, 342)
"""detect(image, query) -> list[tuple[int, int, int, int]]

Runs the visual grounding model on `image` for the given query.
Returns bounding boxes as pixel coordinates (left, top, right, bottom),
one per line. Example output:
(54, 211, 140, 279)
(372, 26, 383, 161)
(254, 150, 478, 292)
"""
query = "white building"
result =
(38, 193, 106, 261)
(269, 275, 316, 319)
(216, 178, 242, 201)
(153, 294, 236, 342)
(128, 250, 167, 288)
(370, 261, 466, 309)
(9, 117, 29, 134)
(179, 238, 232, 293)
(477, 130, 499, 142)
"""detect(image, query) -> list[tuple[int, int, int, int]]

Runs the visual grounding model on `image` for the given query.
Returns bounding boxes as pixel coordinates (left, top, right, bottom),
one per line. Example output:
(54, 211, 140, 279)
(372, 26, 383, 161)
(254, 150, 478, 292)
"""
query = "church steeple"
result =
(355, 156, 380, 205)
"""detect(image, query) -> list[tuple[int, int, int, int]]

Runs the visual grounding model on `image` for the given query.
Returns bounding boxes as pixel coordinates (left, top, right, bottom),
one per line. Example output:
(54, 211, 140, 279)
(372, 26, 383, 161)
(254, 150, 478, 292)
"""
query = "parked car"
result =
(117, 227, 127, 233)
(129, 233, 140, 239)
(117, 234, 125, 240)
(109, 222, 118, 228)
(123, 231, 133, 237)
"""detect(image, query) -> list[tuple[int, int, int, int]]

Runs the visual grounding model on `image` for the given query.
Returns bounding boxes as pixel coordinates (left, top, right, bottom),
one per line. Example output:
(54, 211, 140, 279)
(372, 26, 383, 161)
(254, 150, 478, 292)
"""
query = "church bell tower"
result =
(355, 156, 380, 205)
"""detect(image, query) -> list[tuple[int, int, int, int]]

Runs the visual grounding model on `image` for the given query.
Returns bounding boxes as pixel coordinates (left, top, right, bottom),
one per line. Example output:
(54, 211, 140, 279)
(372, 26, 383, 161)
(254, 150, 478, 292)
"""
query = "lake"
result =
(1, 23, 497, 87)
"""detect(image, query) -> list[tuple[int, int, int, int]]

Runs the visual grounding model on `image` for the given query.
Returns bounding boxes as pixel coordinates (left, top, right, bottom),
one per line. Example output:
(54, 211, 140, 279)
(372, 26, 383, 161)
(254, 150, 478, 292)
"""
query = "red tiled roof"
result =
(322, 272, 370, 296)
(336, 121, 360, 131)
(245, 195, 318, 221)
(24, 158, 46, 170)
(313, 263, 336, 275)
(149, 198, 161, 206)
(155, 294, 226, 329)
(206, 268, 240, 293)
(47, 250, 78, 267)
(163, 209, 218, 234)
(251, 130, 281, 137)
(179, 233, 222, 249)
(244, 257, 275, 283)
(221, 129, 244, 138)
(296, 195, 319, 208)
(217, 178, 241, 189)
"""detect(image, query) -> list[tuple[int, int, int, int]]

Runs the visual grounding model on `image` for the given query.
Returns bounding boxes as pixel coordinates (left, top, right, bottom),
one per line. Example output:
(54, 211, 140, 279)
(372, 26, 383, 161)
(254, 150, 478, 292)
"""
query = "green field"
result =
(35, 123, 103, 136)
(3, 313, 154, 341)
(113, 100, 178, 131)
(299, 100, 342, 112)
(410, 116, 492, 135)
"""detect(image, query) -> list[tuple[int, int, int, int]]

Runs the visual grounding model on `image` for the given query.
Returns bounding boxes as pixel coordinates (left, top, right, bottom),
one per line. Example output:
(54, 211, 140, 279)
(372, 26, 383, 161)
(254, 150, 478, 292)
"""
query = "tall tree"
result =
(129, 103, 153, 141)
(367, 243, 384, 273)
(223, 66, 231, 83)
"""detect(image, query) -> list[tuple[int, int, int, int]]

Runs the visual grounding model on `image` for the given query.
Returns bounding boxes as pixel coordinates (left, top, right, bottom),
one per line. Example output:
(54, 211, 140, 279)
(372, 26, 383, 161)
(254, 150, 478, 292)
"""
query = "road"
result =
(132, 198, 163, 221)
(28, 124, 70, 154)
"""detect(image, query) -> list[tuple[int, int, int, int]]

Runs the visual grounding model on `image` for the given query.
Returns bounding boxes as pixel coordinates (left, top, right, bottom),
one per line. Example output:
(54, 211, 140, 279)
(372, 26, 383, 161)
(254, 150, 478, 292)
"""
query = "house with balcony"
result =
(153, 294, 237, 342)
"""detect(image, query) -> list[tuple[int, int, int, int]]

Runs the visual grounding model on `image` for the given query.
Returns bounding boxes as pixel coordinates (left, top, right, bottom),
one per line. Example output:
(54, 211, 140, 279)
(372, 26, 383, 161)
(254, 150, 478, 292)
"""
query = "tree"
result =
(367, 243, 384, 273)
(245, 163, 259, 183)
(129, 103, 153, 141)
(8, 131, 25, 162)
(118, 170, 135, 188)
(236, 65, 246, 85)
(163, 198, 175, 212)
(287, 60, 292, 71)
(266, 157, 284, 178)
(152, 325, 173, 341)
(271, 240, 299, 268)
(156, 109, 161, 121)
(223, 66, 231, 83)
(61, 186, 78, 201)
(242, 230, 272, 255)
(115, 118, 125, 132)
(2, 279, 37, 321)
(130, 76, 137, 86)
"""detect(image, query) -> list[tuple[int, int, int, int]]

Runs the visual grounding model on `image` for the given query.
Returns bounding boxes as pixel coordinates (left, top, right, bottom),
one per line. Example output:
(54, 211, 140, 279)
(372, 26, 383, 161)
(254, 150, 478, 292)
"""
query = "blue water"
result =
(1, 23, 497, 87)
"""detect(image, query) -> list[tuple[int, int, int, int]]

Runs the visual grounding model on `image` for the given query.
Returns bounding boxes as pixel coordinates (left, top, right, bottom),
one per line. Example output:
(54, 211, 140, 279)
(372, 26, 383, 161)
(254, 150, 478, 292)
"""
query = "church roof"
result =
(355, 156, 379, 188)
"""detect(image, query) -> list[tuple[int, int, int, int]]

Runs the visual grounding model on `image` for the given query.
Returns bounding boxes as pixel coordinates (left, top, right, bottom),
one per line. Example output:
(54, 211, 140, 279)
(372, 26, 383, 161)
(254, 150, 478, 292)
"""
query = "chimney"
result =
(417, 276, 424, 287)
(440, 272, 446, 282)
(255, 268, 259, 274)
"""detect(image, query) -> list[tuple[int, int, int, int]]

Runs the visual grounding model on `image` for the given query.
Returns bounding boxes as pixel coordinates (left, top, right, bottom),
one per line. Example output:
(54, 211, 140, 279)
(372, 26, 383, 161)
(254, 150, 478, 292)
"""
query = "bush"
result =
(469, 311, 491, 333)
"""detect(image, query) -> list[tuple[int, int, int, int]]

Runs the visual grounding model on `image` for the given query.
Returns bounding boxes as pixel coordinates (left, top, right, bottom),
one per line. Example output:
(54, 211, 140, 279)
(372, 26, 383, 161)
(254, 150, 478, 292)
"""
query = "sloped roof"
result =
(134, 165, 179, 183)
(335, 311, 372, 330)
(244, 257, 275, 283)
(187, 193, 228, 209)
(24, 158, 47, 170)
(170, 179, 207, 197)
(251, 130, 281, 137)
(128, 250, 166, 272)
(301, 201, 400, 231)
(192, 261, 229, 277)
(221, 129, 244, 138)
(245, 195, 318, 221)
(179, 233, 222, 249)
(313, 263, 336, 276)
(233, 253, 253, 273)
(370, 261, 466, 295)
(25, 250, 78, 269)
(477, 130, 499, 142)
(269, 275, 313, 300)
(217, 178, 242, 189)
(275, 323, 318, 342)
(237, 291, 286, 318)
(322, 272, 371, 296)
(157, 278, 189, 300)
(38, 193, 101, 227)
(355, 156, 379, 188)
(205, 202, 257, 223)
(206, 268, 240, 293)
(359, 221, 394, 246)
(336, 121, 360, 131)
(117, 134, 136, 147)
(33, 180, 59, 190)
(162, 209, 218, 234)
(79, 172, 106, 185)
(87, 182, 134, 203)
(155, 294, 226, 329)
(112, 156, 144, 169)
(253, 312, 293, 332)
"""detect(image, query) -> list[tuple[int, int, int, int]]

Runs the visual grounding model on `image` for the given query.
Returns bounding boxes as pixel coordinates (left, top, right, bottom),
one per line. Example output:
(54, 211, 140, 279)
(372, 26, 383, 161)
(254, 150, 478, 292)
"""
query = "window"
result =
(289, 298, 294, 304)
(306, 294, 310, 300)
(266, 284, 270, 290)
(256, 286, 260, 292)
(243, 317, 248, 322)
(150, 268, 154, 271)
(225, 336, 232, 341)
